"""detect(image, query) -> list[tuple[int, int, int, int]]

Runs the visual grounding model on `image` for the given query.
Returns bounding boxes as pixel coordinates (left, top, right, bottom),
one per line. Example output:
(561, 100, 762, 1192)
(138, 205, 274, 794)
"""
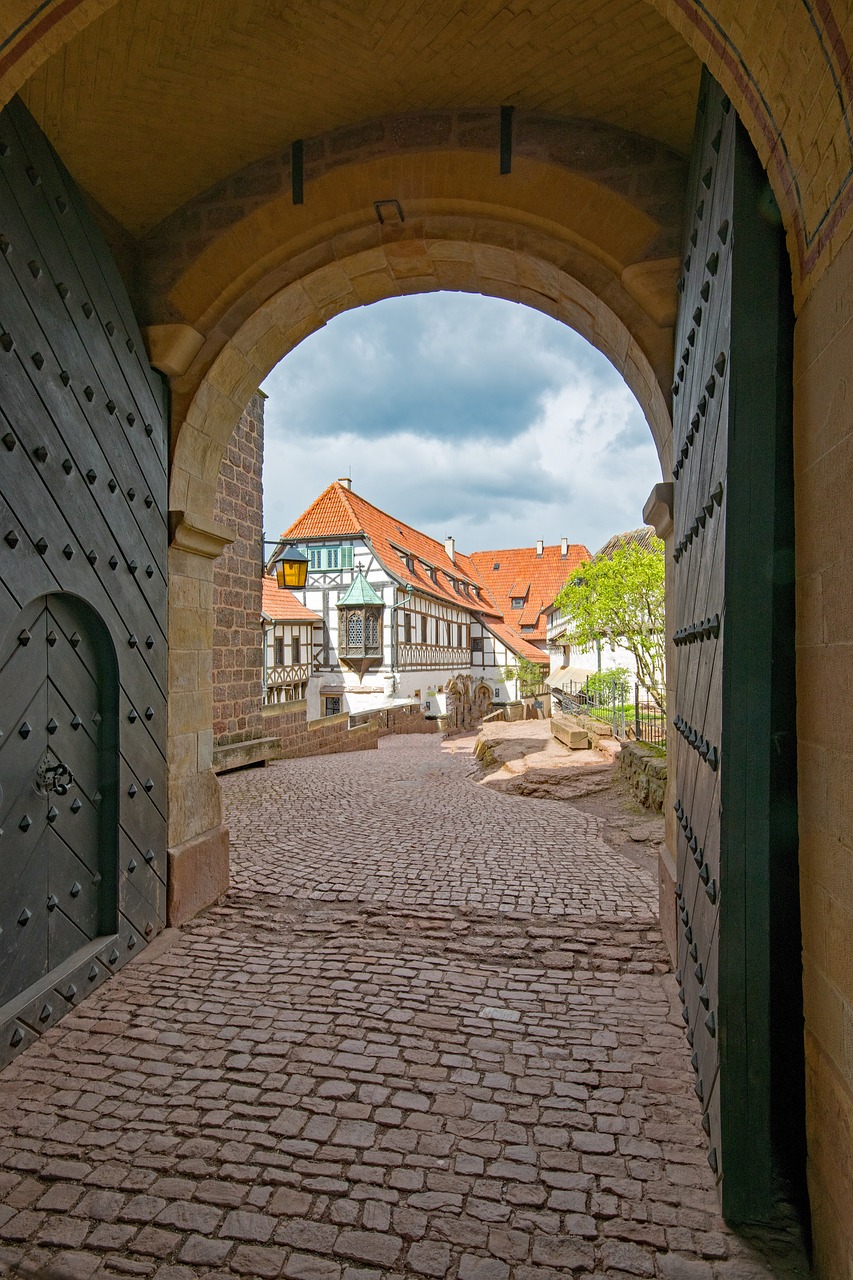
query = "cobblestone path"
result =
(0, 737, 808, 1280)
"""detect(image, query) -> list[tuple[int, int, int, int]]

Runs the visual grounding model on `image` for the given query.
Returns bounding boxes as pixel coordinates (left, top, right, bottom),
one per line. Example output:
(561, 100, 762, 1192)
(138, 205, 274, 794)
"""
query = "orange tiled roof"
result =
(282, 482, 503, 616)
(468, 543, 591, 642)
(260, 577, 323, 623)
(484, 620, 550, 664)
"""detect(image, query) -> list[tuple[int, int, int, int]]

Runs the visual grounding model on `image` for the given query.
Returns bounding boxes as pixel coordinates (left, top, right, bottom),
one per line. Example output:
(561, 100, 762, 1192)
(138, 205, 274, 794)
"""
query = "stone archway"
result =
(163, 218, 677, 910)
(6, 5, 853, 1271)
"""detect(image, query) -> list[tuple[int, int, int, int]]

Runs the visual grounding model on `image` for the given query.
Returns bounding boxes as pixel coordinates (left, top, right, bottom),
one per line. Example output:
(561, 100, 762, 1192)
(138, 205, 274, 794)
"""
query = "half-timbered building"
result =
(266, 480, 555, 719)
(260, 578, 323, 706)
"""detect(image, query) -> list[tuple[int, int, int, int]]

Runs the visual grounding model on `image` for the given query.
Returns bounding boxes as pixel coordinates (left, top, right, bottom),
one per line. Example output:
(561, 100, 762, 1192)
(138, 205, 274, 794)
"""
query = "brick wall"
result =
(212, 392, 265, 749)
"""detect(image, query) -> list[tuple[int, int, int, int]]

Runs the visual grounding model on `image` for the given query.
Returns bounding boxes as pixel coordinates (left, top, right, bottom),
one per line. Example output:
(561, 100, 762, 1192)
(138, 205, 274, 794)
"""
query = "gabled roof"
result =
(484, 620, 550, 665)
(283, 482, 364, 538)
(468, 543, 591, 641)
(281, 481, 502, 616)
(338, 570, 384, 607)
(595, 526, 659, 558)
(261, 577, 323, 623)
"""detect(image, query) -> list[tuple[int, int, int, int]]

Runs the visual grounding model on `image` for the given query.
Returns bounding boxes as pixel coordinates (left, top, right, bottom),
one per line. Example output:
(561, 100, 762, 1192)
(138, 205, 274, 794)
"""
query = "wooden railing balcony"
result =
(266, 661, 313, 691)
(397, 643, 471, 670)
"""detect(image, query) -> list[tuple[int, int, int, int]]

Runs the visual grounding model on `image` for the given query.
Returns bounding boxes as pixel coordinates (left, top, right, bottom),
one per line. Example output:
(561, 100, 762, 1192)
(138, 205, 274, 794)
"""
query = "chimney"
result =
(338, 477, 352, 490)
(445, 535, 455, 562)
(560, 536, 568, 557)
(536, 539, 544, 557)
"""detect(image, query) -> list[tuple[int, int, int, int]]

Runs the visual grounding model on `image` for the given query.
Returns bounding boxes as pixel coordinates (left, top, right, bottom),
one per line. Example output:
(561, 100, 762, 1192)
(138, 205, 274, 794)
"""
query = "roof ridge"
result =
(343, 484, 452, 562)
(334, 480, 364, 529)
(283, 481, 364, 538)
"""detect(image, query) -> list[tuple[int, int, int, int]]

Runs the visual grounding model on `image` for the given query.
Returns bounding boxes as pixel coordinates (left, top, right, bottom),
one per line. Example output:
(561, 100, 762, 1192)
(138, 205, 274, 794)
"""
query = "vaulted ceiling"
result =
(17, 0, 702, 236)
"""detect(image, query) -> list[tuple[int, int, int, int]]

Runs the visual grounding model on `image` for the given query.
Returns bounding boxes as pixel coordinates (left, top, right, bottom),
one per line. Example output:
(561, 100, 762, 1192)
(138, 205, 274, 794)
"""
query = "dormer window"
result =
(511, 597, 525, 609)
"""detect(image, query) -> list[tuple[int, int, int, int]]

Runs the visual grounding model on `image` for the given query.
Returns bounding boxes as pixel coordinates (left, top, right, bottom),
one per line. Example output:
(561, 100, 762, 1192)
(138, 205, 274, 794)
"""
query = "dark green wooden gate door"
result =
(0, 98, 168, 1066)
(672, 72, 803, 1222)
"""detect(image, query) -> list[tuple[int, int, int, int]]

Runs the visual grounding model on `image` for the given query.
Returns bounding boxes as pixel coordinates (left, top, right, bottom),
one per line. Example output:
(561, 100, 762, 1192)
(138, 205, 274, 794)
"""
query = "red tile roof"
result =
(468, 543, 591, 641)
(281, 482, 502, 616)
(484, 620, 550, 665)
(260, 577, 323, 623)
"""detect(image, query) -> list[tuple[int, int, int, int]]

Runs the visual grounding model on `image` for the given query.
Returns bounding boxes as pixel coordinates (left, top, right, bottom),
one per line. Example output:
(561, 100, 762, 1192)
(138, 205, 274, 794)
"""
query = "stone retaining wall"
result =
(617, 740, 667, 811)
(263, 703, 379, 759)
(377, 705, 440, 737)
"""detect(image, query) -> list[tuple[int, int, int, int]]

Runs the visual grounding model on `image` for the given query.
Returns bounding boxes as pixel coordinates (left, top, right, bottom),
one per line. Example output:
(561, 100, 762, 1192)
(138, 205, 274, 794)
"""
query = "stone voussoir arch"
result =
(159, 110, 691, 527)
(167, 224, 674, 530)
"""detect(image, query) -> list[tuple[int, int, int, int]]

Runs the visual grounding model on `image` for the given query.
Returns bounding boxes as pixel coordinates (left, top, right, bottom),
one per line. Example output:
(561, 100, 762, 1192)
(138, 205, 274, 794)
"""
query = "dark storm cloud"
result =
(263, 293, 614, 446)
(261, 293, 662, 553)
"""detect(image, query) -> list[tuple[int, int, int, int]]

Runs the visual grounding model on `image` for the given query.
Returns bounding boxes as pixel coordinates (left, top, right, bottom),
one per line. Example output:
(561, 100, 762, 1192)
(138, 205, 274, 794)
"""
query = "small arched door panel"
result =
(0, 594, 118, 1009)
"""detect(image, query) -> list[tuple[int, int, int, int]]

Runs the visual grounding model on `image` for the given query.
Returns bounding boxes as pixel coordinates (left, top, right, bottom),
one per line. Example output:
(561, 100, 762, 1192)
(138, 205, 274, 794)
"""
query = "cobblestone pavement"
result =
(0, 737, 809, 1280)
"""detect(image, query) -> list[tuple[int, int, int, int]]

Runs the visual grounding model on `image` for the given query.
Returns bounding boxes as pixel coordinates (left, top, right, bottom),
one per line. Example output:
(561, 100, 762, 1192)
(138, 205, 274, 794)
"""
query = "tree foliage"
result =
(582, 666, 632, 698)
(554, 538, 666, 709)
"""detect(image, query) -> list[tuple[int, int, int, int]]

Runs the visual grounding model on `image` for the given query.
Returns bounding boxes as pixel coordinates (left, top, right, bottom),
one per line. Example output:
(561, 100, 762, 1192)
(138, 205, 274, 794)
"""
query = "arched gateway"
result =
(1, 2, 852, 1273)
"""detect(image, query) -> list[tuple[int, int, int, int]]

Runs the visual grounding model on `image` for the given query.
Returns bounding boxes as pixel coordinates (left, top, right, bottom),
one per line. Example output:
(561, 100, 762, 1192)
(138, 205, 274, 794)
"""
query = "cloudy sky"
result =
(261, 293, 662, 557)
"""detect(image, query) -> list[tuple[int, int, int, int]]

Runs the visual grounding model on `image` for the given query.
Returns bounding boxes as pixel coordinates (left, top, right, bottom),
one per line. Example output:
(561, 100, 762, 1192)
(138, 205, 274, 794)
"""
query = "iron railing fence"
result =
(634, 685, 667, 747)
(551, 675, 666, 746)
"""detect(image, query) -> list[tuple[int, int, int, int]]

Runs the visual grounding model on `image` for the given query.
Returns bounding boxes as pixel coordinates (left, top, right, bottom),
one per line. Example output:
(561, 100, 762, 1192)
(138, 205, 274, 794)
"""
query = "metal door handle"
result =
(38, 761, 76, 795)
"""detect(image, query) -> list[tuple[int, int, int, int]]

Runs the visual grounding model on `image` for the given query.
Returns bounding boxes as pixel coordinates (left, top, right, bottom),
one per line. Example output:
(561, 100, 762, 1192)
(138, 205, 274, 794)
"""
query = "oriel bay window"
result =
(336, 570, 385, 680)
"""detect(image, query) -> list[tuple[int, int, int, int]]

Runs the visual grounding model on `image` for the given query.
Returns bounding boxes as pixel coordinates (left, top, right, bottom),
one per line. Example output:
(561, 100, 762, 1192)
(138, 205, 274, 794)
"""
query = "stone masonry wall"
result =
(617, 740, 667, 812)
(262, 704, 379, 758)
(258, 701, 439, 762)
(212, 392, 265, 748)
(377, 704, 441, 736)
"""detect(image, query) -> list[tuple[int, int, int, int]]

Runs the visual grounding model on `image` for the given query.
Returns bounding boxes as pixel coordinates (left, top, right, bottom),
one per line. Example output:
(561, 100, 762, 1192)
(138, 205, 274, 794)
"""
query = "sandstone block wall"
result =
(262, 704, 379, 758)
(377, 704, 441, 737)
(794, 225, 853, 1280)
(617, 740, 667, 812)
(212, 392, 265, 749)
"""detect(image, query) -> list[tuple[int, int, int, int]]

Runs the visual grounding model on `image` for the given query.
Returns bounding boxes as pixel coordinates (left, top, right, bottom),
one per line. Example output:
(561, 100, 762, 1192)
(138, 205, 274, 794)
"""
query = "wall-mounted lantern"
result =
(274, 545, 309, 590)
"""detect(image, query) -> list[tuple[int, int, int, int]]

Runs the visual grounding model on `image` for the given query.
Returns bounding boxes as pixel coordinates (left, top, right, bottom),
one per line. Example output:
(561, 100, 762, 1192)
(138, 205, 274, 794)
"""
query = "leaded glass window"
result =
(348, 613, 364, 647)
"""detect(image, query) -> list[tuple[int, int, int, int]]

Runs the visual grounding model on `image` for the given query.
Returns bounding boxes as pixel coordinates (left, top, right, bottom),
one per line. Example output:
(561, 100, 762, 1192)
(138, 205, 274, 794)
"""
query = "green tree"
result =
(502, 655, 545, 697)
(582, 666, 632, 698)
(554, 538, 666, 709)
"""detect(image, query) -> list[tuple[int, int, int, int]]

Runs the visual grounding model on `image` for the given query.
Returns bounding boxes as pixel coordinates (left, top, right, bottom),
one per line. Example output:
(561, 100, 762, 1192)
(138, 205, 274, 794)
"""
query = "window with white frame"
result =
(308, 545, 354, 571)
